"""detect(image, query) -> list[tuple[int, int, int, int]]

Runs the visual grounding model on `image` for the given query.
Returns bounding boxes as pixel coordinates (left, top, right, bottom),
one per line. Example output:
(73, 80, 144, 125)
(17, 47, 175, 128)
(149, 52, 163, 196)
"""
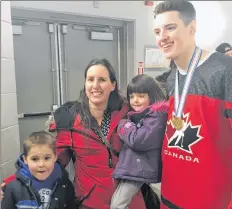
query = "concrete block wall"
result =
(1, 1, 20, 187)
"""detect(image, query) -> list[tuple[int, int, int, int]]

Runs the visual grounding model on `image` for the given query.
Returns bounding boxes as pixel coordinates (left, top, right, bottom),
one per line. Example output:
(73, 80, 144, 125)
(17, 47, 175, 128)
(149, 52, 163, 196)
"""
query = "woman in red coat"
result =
(51, 58, 146, 209)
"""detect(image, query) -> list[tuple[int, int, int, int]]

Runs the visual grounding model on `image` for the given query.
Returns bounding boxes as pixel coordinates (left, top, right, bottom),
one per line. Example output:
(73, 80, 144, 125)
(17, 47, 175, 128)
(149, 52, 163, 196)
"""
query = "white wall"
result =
(192, 1, 232, 50)
(1, 1, 20, 181)
(214, 1, 232, 47)
(11, 1, 157, 74)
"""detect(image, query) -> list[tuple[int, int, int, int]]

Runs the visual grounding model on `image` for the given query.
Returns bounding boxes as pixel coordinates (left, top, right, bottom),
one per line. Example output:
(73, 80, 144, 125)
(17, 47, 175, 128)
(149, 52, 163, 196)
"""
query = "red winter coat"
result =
(51, 101, 146, 209)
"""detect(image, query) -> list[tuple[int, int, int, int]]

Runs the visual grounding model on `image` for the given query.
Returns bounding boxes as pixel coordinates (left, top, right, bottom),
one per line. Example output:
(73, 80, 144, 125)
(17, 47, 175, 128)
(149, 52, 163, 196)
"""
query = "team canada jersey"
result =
(161, 52, 232, 209)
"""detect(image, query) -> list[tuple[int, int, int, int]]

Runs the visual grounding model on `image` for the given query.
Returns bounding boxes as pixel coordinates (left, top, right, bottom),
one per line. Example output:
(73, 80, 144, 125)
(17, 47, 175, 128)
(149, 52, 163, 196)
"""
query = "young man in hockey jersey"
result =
(153, 0, 232, 208)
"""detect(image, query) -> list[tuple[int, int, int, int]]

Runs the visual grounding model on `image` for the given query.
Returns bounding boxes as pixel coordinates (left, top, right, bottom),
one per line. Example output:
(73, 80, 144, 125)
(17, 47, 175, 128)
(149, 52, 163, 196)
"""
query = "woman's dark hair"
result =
(78, 58, 125, 128)
(127, 74, 166, 107)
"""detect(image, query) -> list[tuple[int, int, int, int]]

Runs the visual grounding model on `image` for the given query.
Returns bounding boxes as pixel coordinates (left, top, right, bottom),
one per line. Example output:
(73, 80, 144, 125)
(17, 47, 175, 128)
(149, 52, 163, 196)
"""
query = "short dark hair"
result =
(155, 70, 172, 87)
(155, 61, 176, 95)
(216, 43, 232, 54)
(127, 74, 167, 107)
(154, 0, 196, 25)
(78, 58, 125, 128)
(23, 131, 56, 156)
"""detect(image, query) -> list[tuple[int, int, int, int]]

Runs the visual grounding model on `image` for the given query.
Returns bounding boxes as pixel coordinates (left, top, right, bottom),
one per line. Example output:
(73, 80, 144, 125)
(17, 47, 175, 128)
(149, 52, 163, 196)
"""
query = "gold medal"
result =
(172, 47, 202, 131)
(172, 116, 184, 130)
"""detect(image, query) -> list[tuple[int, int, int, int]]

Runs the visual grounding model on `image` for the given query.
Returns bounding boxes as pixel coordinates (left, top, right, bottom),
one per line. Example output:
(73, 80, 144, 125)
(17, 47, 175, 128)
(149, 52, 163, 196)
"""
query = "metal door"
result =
(12, 19, 124, 147)
(12, 15, 127, 181)
(12, 20, 59, 149)
(58, 24, 121, 103)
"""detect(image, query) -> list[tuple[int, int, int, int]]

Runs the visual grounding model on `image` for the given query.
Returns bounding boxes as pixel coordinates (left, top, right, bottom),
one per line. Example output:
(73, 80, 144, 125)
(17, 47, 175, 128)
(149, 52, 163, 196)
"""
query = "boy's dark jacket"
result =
(1, 155, 76, 209)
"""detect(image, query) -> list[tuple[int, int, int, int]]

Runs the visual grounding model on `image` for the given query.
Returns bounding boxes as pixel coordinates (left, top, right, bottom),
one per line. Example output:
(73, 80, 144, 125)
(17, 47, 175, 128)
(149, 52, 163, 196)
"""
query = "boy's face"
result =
(23, 145, 57, 181)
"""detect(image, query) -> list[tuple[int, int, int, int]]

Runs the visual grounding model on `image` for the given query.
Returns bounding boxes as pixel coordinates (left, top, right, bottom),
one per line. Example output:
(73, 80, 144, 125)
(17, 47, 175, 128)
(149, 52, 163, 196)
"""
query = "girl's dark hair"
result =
(127, 74, 166, 107)
(78, 58, 125, 128)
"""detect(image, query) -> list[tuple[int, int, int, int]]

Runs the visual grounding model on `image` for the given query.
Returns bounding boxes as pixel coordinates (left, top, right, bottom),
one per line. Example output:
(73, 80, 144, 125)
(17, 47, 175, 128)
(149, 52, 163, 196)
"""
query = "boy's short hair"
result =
(23, 131, 56, 156)
(154, 0, 196, 25)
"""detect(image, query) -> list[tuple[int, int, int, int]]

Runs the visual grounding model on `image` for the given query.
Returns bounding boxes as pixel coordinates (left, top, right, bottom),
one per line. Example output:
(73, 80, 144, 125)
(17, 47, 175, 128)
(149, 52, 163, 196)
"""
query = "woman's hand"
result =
(0, 182, 5, 200)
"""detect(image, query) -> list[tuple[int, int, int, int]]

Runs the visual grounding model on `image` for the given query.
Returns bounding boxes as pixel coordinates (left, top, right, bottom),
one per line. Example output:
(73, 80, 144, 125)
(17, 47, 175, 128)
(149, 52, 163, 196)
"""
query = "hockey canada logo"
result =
(166, 112, 203, 154)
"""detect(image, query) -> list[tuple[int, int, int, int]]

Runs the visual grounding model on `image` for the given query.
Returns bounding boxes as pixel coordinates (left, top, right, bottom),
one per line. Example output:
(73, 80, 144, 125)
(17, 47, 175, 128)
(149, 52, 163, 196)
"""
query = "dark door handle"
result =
(18, 111, 52, 119)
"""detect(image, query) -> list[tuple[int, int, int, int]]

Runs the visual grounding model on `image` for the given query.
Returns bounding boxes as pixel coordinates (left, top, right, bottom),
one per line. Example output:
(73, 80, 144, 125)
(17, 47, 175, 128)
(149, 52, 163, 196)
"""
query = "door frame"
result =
(11, 7, 135, 90)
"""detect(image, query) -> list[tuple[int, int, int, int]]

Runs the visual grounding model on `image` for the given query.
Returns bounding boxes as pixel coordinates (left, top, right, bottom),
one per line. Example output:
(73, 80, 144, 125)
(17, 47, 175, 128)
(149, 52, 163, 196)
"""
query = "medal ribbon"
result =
(174, 46, 202, 118)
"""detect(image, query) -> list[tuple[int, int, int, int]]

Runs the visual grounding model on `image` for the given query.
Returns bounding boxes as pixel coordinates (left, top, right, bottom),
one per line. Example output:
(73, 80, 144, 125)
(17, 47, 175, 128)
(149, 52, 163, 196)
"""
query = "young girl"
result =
(110, 74, 168, 209)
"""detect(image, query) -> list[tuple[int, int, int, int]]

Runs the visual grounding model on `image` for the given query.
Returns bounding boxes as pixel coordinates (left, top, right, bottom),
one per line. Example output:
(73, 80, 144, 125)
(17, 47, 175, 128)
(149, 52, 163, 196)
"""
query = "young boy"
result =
(1, 131, 76, 209)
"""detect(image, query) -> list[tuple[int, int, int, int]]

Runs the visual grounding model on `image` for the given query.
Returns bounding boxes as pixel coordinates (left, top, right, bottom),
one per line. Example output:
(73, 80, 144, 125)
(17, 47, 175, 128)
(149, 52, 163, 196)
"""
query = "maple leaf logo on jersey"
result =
(166, 113, 203, 154)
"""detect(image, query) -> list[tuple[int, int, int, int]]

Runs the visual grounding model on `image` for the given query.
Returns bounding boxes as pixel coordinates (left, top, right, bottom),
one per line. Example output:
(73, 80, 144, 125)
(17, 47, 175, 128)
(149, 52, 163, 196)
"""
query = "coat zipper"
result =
(107, 147, 113, 168)
(27, 181, 40, 207)
(46, 182, 58, 209)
